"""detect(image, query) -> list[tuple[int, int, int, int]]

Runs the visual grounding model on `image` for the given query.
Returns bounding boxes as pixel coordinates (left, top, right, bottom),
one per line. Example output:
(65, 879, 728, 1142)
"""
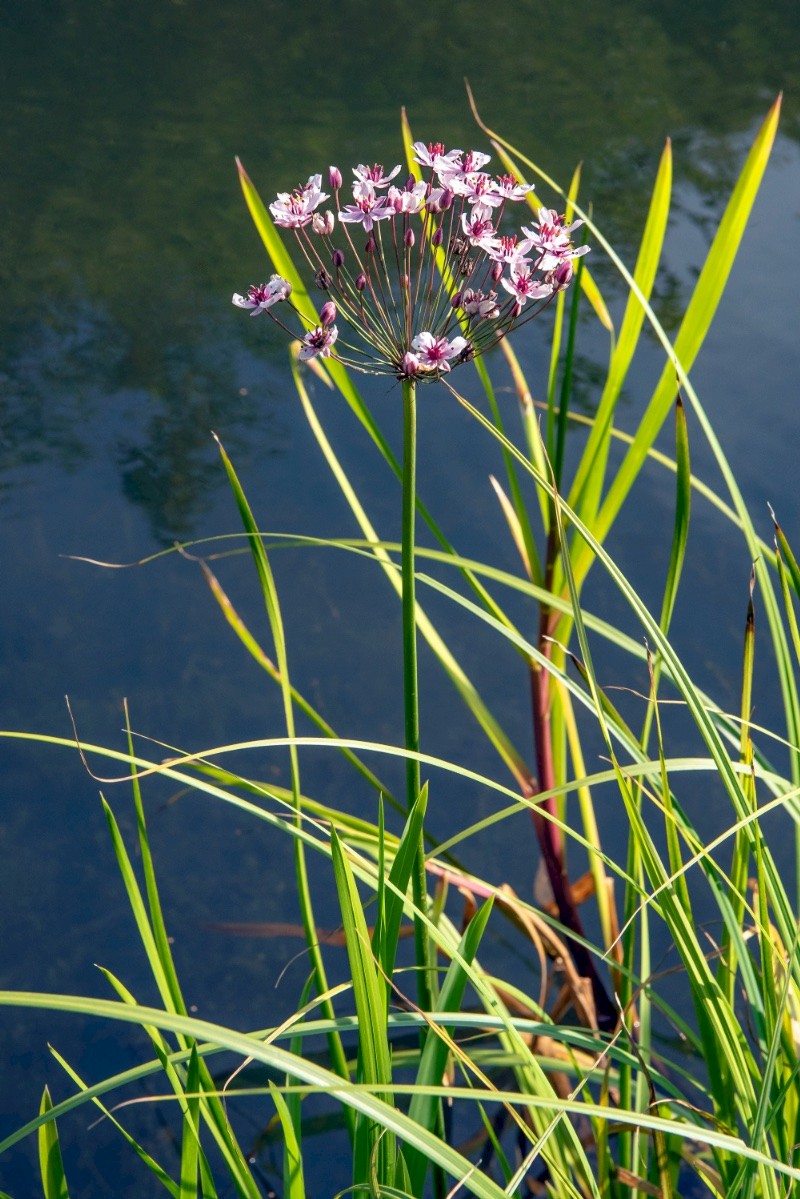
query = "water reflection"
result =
(3, 0, 798, 536)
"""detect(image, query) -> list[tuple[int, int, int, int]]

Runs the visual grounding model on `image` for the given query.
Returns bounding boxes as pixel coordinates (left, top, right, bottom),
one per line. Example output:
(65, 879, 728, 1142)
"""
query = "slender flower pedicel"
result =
(233, 142, 588, 379)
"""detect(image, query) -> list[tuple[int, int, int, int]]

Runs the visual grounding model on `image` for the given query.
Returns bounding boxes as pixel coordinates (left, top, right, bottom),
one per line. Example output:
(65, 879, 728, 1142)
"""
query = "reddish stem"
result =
(528, 530, 617, 1031)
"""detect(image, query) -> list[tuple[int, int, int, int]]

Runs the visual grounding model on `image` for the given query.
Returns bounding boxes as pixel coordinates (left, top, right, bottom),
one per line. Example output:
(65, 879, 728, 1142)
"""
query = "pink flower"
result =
(411, 332, 470, 373)
(493, 174, 535, 202)
(522, 207, 589, 271)
(232, 276, 292, 315)
(387, 180, 427, 214)
(436, 149, 492, 191)
(411, 141, 460, 172)
(338, 182, 394, 232)
(500, 266, 553, 306)
(487, 234, 532, 267)
(353, 163, 402, 189)
(460, 205, 496, 249)
(270, 175, 329, 228)
(299, 324, 339, 360)
(456, 172, 504, 208)
(460, 288, 500, 319)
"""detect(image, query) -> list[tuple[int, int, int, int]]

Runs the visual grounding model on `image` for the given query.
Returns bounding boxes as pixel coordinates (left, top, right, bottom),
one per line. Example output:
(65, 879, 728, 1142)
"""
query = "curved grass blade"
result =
(216, 437, 351, 1115)
(50, 1045, 181, 1199)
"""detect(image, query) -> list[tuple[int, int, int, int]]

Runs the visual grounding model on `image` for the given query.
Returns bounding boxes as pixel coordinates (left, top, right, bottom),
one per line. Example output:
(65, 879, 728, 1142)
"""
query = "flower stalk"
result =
(233, 141, 591, 1023)
(400, 378, 432, 1019)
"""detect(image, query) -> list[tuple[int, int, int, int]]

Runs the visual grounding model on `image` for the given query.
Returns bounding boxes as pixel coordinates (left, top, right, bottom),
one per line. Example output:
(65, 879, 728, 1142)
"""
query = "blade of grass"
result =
(330, 828, 395, 1188)
(50, 1045, 181, 1199)
(268, 1081, 306, 1199)
(38, 1087, 70, 1199)
(405, 899, 494, 1196)
(215, 437, 351, 1118)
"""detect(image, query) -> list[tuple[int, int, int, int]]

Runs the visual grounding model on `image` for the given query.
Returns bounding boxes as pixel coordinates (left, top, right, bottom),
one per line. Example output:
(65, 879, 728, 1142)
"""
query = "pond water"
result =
(1, 1, 799, 1193)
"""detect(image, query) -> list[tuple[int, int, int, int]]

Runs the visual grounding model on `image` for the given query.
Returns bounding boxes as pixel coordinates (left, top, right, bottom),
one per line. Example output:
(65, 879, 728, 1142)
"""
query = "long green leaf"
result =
(405, 899, 494, 1195)
(38, 1088, 70, 1199)
(374, 783, 429, 989)
(268, 1081, 306, 1199)
(216, 438, 351, 1118)
(568, 136, 673, 518)
(330, 828, 395, 1186)
(594, 96, 781, 546)
(179, 1047, 201, 1199)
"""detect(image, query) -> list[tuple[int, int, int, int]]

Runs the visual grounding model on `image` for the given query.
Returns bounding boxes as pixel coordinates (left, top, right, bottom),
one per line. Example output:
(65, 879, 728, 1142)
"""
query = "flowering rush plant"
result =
(232, 142, 588, 382)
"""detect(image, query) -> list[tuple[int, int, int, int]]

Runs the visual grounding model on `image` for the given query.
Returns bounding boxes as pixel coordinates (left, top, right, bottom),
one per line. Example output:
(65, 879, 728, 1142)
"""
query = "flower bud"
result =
(491, 261, 503, 284)
(400, 273, 409, 289)
(551, 259, 574, 290)
(365, 235, 376, 254)
(431, 226, 443, 247)
(439, 188, 454, 211)
(320, 300, 337, 326)
(332, 248, 345, 270)
(312, 210, 335, 236)
(404, 175, 416, 192)
(399, 351, 421, 379)
(404, 228, 415, 249)
(355, 271, 367, 292)
(450, 291, 462, 308)
(329, 165, 342, 190)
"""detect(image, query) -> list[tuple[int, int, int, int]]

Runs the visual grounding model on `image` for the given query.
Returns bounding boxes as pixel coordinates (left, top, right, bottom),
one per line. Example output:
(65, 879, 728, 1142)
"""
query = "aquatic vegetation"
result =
(4, 94, 800, 1199)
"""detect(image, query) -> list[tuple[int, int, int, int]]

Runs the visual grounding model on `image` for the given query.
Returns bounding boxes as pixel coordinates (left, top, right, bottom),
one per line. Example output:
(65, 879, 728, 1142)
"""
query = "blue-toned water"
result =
(1, 1, 799, 1193)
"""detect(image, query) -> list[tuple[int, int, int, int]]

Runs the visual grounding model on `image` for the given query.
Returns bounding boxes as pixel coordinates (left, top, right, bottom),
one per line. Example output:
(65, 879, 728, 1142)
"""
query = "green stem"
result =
(402, 379, 432, 1019)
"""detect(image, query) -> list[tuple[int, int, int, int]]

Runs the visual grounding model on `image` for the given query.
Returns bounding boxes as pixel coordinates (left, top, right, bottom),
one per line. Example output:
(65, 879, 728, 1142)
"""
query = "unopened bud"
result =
(431, 226, 443, 247)
(329, 165, 342, 190)
(551, 259, 574, 289)
(332, 248, 345, 270)
(399, 351, 421, 379)
(404, 174, 416, 192)
(365, 235, 376, 254)
(491, 261, 503, 284)
(439, 188, 454, 211)
(355, 272, 367, 292)
(320, 301, 337, 326)
(451, 291, 462, 308)
(404, 228, 415, 249)
(400, 273, 409, 289)
(312, 210, 335, 236)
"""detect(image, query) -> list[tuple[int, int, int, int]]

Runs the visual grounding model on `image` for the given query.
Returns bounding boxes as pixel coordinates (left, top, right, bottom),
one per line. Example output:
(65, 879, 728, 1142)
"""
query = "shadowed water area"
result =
(1, 0, 799, 1192)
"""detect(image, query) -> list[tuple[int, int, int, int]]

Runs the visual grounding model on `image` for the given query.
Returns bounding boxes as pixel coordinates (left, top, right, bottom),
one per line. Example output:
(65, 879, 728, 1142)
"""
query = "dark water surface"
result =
(2, 1, 799, 1193)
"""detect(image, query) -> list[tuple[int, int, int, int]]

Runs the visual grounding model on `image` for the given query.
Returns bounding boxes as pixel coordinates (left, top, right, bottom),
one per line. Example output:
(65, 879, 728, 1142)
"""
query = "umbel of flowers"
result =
(233, 143, 588, 381)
